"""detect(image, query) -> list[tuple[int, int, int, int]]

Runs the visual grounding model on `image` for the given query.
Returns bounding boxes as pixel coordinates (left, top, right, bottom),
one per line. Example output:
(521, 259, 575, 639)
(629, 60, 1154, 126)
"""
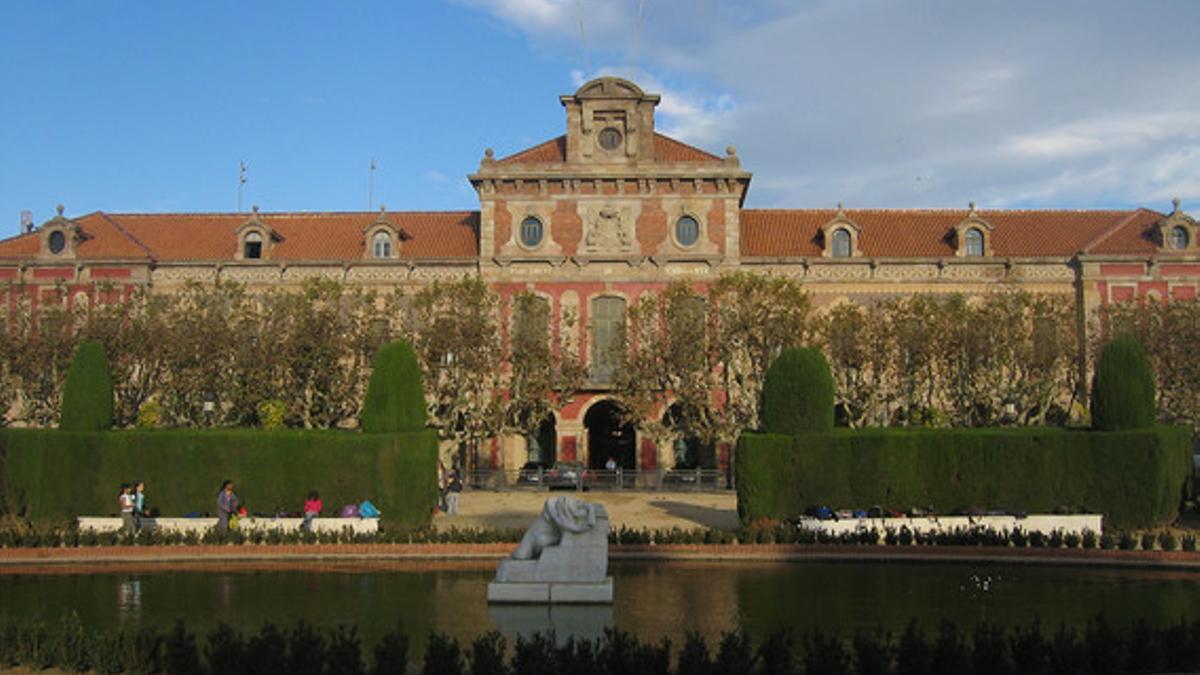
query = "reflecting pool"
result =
(1, 560, 1197, 656)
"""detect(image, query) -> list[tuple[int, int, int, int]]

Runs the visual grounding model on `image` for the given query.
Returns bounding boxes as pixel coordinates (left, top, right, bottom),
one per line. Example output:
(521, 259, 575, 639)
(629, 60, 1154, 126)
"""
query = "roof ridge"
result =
(106, 210, 481, 217)
(98, 212, 156, 260)
(1079, 208, 1155, 254)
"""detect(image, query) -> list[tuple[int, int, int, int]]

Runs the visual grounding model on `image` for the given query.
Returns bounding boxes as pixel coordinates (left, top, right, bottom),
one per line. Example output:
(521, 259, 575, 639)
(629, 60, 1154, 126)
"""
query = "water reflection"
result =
(487, 605, 613, 644)
(117, 580, 142, 622)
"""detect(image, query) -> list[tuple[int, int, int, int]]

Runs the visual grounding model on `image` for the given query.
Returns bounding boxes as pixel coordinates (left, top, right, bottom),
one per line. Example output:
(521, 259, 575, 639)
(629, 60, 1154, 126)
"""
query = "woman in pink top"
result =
(303, 491, 322, 532)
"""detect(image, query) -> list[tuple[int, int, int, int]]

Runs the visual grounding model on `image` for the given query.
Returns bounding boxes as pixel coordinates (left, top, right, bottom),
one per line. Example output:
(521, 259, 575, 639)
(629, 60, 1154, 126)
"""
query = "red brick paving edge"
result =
(4, 544, 1200, 570)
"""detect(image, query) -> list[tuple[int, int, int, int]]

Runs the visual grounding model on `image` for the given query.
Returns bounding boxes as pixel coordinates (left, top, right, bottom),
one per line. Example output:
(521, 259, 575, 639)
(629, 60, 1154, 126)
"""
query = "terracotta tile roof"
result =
(740, 208, 1161, 258)
(496, 133, 721, 164)
(0, 211, 480, 263)
(0, 212, 152, 261)
(1083, 209, 1167, 255)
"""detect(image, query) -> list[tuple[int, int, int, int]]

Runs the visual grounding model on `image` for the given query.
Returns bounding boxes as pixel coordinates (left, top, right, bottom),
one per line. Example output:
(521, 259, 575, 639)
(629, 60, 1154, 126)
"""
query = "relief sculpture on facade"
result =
(584, 203, 635, 254)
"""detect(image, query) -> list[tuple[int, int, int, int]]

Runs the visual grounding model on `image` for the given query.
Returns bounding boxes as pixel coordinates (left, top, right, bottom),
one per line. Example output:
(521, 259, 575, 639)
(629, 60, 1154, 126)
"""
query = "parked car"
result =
(515, 461, 550, 486)
(545, 461, 590, 490)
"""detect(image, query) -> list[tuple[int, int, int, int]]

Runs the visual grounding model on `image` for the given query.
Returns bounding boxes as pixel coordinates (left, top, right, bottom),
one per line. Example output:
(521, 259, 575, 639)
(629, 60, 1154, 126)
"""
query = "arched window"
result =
(520, 216, 544, 248)
(243, 231, 263, 259)
(1170, 225, 1190, 250)
(675, 215, 700, 247)
(965, 227, 985, 257)
(372, 231, 392, 258)
(590, 296, 626, 383)
(831, 228, 852, 258)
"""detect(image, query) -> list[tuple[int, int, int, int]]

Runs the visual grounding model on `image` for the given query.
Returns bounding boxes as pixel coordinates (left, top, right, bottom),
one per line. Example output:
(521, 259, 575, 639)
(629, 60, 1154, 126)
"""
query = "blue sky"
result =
(2, 1, 1198, 235)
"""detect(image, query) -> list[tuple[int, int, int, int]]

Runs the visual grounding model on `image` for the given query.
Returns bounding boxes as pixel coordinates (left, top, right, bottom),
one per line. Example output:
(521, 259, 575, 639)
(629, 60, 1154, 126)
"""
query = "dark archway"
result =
(525, 415, 557, 466)
(585, 400, 636, 470)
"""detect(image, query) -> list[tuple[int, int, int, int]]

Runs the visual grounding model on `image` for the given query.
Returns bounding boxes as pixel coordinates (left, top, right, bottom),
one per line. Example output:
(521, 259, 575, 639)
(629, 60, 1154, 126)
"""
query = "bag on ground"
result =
(358, 500, 381, 518)
(339, 504, 360, 518)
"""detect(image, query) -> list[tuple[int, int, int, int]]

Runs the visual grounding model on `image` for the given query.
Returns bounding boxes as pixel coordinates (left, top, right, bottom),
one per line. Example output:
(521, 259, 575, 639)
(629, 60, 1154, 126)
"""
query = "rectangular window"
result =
(590, 296, 626, 383)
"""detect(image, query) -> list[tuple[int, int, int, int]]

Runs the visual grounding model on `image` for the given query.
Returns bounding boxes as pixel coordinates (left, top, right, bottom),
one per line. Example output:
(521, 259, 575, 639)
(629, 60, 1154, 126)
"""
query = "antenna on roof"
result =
(369, 158, 377, 211)
(20, 210, 33, 235)
(631, 0, 647, 80)
(576, 0, 590, 75)
(237, 161, 248, 212)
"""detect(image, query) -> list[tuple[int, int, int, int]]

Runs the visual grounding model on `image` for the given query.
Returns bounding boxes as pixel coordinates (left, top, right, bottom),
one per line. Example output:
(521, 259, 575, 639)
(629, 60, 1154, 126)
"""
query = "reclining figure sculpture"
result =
(487, 495, 613, 603)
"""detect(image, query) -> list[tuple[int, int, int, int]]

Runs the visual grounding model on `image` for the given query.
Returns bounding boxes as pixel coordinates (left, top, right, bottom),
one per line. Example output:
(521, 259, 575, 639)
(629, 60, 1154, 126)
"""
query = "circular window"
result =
(675, 215, 700, 248)
(1170, 225, 1189, 250)
(48, 230, 66, 254)
(520, 216, 544, 248)
(597, 127, 623, 151)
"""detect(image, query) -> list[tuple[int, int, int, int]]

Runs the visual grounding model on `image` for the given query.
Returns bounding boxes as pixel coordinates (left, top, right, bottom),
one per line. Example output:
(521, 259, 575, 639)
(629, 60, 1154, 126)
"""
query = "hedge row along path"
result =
(9, 544, 1200, 570)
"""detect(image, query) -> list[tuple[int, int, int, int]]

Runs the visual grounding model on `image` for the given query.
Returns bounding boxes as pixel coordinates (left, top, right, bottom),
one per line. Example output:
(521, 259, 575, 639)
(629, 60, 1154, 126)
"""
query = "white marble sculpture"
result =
(487, 496, 613, 604)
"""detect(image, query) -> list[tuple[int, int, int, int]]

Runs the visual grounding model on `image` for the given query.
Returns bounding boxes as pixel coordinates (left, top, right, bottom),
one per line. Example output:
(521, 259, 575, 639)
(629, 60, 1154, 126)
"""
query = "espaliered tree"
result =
(1091, 335, 1156, 430)
(761, 347, 834, 435)
(360, 340, 428, 432)
(59, 340, 114, 431)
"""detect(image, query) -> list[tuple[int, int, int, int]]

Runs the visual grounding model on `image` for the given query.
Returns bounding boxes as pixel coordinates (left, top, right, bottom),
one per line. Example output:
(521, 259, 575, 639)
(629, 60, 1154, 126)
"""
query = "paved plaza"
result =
(433, 490, 739, 532)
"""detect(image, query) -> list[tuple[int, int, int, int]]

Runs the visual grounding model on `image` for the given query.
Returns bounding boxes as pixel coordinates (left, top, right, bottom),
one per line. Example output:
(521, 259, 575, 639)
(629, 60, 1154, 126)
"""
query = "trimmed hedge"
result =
(761, 347, 834, 434)
(737, 426, 1193, 530)
(360, 340, 428, 433)
(59, 341, 114, 431)
(0, 429, 438, 528)
(1092, 335, 1157, 430)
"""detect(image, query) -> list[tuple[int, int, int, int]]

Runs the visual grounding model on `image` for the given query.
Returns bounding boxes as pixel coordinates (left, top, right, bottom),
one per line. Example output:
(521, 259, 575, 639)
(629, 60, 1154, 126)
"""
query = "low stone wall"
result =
(796, 514, 1104, 537)
(76, 516, 380, 535)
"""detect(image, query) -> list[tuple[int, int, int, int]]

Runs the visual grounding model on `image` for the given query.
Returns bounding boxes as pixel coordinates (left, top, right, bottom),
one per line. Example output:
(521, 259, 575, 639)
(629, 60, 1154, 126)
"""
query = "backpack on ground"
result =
(339, 504, 360, 518)
(358, 500, 381, 518)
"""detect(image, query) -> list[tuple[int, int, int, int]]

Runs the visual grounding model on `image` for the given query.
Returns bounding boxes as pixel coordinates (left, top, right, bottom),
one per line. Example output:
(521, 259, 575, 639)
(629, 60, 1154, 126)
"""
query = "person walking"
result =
(216, 480, 239, 533)
(302, 490, 323, 532)
(445, 470, 463, 516)
(133, 481, 147, 533)
(118, 484, 135, 535)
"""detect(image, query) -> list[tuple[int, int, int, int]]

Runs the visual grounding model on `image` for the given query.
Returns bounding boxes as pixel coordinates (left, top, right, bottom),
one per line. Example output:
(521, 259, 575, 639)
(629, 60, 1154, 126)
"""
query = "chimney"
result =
(19, 210, 33, 234)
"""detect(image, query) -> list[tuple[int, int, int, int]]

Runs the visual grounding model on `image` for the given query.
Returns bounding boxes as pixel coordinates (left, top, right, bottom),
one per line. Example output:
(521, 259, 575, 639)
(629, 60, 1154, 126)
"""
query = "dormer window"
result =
(1169, 225, 1190, 250)
(48, 230, 66, 255)
(832, 229, 852, 258)
(243, 232, 263, 259)
(965, 228, 985, 257)
(372, 231, 392, 258)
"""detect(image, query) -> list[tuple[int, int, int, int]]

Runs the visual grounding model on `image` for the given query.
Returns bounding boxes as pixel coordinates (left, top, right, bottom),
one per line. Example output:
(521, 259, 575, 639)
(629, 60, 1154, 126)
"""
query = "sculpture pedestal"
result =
(487, 577, 613, 604)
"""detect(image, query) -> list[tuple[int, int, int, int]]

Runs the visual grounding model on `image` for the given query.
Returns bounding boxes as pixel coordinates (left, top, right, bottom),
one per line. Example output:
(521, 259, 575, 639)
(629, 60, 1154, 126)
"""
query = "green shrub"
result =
(761, 347, 834, 434)
(257, 400, 287, 430)
(1091, 336, 1156, 431)
(135, 401, 161, 429)
(0, 428, 438, 528)
(59, 341, 113, 431)
(360, 341, 427, 433)
(736, 426, 1192, 530)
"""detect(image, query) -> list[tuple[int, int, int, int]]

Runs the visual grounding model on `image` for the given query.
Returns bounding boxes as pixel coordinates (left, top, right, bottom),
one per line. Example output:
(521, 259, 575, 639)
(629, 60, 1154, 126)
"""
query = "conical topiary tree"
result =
(59, 340, 114, 431)
(360, 340, 428, 432)
(761, 346, 834, 435)
(1091, 335, 1156, 431)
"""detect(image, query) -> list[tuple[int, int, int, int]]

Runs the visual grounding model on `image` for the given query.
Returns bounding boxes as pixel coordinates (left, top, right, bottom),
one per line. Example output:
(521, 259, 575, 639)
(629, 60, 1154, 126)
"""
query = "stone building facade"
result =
(2, 77, 1197, 474)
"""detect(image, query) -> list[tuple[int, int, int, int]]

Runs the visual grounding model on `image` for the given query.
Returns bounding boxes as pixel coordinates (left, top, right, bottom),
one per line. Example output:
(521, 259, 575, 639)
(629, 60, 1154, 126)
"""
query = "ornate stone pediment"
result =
(580, 202, 639, 254)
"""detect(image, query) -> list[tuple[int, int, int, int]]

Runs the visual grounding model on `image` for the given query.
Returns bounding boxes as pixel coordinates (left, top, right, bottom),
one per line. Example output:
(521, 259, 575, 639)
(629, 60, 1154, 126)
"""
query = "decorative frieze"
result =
(941, 264, 1006, 280)
(873, 264, 940, 281)
(807, 264, 872, 280)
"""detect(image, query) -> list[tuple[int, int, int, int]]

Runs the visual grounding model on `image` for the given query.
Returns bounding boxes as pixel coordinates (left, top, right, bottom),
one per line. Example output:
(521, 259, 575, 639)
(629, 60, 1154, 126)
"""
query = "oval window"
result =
(1170, 225, 1189, 250)
(48, 230, 66, 255)
(675, 215, 700, 247)
(597, 127, 623, 151)
(520, 216, 544, 248)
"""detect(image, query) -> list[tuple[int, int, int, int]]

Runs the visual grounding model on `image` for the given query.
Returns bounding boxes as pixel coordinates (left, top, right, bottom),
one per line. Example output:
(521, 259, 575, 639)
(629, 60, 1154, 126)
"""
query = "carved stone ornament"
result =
(583, 203, 635, 254)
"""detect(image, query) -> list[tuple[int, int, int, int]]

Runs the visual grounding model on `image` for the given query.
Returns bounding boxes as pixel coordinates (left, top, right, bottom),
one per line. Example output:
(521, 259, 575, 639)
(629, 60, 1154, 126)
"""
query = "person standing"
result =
(118, 484, 135, 535)
(133, 481, 147, 533)
(445, 470, 463, 516)
(216, 480, 239, 533)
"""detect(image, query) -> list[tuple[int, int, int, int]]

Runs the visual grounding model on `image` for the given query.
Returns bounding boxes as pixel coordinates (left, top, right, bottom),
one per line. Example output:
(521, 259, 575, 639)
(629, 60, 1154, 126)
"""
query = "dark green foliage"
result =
(676, 632, 713, 675)
(360, 340, 428, 433)
(896, 621, 931, 675)
(121, 627, 162, 675)
(737, 426, 1193, 529)
(761, 347, 834, 434)
(327, 626, 366, 675)
(204, 623, 245, 673)
(804, 630, 851, 675)
(59, 340, 114, 431)
(971, 623, 1012, 675)
(714, 630, 756, 673)
(90, 631, 125, 675)
(423, 632, 464, 675)
(56, 611, 91, 673)
(244, 621, 287, 673)
(1008, 621, 1050, 675)
(931, 620, 970, 675)
(286, 621, 327, 675)
(0, 428, 438, 528)
(16, 618, 52, 670)
(755, 630, 794, 675)
(162, 620, 201, 675)
(852, 631, 891, 675)
(371, 623, 409, 675)
(1091, 336, 1156, 431)
(468, 631, 509, 675)
(511, 633, 559, 675)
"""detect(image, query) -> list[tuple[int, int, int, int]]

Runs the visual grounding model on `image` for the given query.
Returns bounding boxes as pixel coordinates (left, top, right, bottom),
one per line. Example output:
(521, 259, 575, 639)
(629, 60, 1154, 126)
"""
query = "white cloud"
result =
(456, 0, 1200, 208)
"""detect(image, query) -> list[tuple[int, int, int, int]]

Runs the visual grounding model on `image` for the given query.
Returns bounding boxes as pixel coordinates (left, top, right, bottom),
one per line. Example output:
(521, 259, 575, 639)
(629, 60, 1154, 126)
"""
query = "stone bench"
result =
(76, 516, 379, 535)
(797, 514, 1104, 538)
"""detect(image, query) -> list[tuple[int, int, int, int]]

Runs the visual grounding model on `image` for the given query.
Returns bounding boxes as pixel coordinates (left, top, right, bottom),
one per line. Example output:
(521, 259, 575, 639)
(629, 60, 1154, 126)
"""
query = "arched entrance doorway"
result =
(525, 415, 557, 466)
(584, 400, 636, 470)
